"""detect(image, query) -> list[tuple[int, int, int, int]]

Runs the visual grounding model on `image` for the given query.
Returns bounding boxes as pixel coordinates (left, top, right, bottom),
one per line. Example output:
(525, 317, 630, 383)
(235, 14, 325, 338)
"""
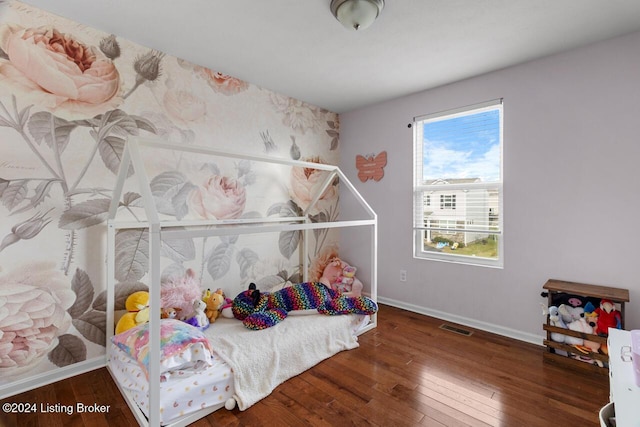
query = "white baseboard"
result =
(0, 357, 106, 401)
(378, 296, 545, 346)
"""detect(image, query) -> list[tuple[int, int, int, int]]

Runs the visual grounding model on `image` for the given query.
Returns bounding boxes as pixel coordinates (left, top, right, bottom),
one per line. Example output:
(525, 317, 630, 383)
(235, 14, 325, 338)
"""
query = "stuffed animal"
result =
(570, 353, 603, 367)
(202, 288, 225, 324)
(161, 307, 181, 319)
(319, 257, 364, 297)
(558, 303, 583, 325)
(567, 315, 600, 353)
(594, 299, 622, 336)
(232, 282, 378, 330)
(540, 291, 600, 310)
(583, 302, 598, 328)
(542, 305, 568, 343)
(160, 268, 202, 320)
(220, 293, 234, 319)
(115, 291, 150, 334)
(567, 312, 604, 367)
(542, 305, 568, 356)
(185, 299, 209, 330)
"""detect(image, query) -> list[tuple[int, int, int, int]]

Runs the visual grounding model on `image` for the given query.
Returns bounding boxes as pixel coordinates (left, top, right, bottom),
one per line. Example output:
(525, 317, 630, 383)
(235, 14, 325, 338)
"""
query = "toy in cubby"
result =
(541, 279, 630, 373)
(541, 305, 568, 356)
(594, 299, 622, 336)
(541, 292, 604, 364)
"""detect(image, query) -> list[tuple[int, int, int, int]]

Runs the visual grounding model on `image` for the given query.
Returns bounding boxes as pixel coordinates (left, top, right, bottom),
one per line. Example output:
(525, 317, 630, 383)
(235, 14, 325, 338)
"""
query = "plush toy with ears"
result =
(558, 303, 583, 325)
(567, 315, 601, 354)
(115, 291, 150, 335)
(202, 288, 225, 324)
(185, 299, 209, 330)
(232, 282, 377, 330)
(319, 257, 364, 297)
(220, 292, 234, 319)
(542, 305, 568, 343)
(161, 307, 182, 319)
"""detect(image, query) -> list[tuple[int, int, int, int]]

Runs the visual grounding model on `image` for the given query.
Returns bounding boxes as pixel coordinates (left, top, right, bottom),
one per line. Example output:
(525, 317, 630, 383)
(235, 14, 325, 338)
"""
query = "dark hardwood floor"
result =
(0, 304, 610, 426)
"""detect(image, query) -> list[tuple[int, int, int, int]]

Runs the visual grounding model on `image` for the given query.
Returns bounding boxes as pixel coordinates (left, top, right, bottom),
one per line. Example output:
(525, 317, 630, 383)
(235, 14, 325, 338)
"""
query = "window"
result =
(440, 194, 456, 210)
(413, 99, 503, 268)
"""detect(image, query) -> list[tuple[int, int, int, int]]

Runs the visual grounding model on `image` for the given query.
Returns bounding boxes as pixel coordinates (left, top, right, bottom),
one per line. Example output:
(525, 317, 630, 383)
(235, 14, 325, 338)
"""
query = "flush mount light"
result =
(330, 0, 385, 31)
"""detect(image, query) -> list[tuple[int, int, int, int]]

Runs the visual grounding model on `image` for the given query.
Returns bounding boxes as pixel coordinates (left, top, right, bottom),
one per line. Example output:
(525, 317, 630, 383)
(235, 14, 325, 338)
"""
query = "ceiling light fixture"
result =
(330, 0, 384, 31)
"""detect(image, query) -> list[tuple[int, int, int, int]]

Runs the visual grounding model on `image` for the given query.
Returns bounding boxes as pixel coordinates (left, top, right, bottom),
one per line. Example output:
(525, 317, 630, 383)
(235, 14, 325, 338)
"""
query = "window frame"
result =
(413, 99, 504, 268)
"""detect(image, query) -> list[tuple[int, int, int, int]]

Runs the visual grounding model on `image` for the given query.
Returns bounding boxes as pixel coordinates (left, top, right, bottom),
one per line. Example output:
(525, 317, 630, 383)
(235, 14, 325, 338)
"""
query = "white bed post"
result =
(148, 222, 162, 427)
(303, 220, 309, 282)
(370, 218, 378, 327)
(106, 141, 132, 360)
(335, 167, 378, 329)
(106, 223, 116, 356)
(127, 139, 162, 426)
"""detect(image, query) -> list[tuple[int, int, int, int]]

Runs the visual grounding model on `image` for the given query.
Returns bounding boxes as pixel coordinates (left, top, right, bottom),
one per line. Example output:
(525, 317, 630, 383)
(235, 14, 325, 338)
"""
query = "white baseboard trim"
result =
(0, 357, 106, 400)
(378, 296, 545, 346)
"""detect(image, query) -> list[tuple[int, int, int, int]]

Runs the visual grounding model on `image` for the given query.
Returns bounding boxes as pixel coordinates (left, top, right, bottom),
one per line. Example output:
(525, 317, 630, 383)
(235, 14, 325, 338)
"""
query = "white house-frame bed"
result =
(105, 137, 378, 426)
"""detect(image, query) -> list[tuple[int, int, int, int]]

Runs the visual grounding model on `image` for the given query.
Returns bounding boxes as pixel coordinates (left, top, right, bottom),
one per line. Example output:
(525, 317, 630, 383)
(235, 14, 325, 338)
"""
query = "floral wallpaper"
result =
(0, 1, 339, 390)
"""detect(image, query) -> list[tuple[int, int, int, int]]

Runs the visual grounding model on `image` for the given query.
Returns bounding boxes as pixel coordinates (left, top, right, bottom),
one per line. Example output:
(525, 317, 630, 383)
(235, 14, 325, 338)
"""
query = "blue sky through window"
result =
(422, 108, 501, 182)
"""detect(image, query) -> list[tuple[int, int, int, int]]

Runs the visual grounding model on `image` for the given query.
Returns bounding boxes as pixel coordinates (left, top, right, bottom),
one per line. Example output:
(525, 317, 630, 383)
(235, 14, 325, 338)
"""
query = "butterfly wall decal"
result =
(355, 151, 387, 182)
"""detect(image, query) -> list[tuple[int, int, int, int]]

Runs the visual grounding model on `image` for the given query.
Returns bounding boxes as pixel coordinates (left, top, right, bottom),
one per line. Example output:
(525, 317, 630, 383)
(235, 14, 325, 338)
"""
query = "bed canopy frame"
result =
(105, 137, 378, 426)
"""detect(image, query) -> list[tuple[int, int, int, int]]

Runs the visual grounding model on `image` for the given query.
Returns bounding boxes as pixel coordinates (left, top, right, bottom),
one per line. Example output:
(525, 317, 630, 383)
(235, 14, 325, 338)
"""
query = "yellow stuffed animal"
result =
(202, 288, 225, 324)
(115, 291, 150, 334)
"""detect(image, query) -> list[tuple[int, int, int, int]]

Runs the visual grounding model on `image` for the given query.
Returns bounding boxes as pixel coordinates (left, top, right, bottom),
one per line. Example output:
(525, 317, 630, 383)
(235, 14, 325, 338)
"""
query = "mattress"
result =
(108, 313, 370, 424)
(206, 313, 369, 410)
(108, 341, 234, 425)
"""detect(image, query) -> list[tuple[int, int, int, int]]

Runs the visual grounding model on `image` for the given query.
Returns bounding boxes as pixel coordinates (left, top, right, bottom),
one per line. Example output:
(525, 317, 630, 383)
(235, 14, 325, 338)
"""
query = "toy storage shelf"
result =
(542, 279, 630, 375)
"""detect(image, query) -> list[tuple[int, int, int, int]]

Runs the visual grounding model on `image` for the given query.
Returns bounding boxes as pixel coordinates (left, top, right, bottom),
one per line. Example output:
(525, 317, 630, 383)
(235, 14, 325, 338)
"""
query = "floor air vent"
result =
(439, 324, 473, 336)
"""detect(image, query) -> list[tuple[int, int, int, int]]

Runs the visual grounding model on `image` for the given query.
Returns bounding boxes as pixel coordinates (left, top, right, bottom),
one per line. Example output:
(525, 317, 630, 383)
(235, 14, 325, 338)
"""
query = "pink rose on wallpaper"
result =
(0, 262, 75, 376)
(196, 66, 249, 95)
(0, 25, 121, 119)
(289, 156, 337, 212)
(188, 175, 246, 219)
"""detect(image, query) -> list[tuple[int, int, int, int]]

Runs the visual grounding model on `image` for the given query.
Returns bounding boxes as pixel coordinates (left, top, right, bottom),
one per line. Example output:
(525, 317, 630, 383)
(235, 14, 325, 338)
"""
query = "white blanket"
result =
(205, 314, 363, 410)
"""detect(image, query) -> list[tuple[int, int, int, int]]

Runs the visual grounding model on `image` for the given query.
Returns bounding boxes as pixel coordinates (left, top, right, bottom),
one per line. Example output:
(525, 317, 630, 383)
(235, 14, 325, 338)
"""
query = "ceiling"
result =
(19, 0, 640, 113)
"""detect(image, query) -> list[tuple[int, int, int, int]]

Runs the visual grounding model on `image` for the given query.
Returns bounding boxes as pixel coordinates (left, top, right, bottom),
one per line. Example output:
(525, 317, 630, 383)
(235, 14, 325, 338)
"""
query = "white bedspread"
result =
(204, 313, 363, 410)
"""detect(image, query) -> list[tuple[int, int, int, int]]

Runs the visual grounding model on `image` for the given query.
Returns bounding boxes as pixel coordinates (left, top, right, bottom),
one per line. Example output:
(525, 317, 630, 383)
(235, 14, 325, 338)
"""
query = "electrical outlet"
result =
(400, 270, 407, 282)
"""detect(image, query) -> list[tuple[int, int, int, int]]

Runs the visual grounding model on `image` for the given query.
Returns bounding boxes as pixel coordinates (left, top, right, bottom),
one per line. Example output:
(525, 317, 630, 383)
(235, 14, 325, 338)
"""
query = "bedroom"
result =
(0, 1, 639, 426)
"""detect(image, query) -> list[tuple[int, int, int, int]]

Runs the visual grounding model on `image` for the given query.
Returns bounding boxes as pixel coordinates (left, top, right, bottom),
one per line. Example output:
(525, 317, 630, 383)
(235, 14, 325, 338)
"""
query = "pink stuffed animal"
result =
(160, 268, 202, 319)
(319, 257, 363, 297)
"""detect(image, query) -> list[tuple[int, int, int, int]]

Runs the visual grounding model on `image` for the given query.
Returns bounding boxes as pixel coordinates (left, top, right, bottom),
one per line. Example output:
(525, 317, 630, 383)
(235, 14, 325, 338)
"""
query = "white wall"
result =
(339, 30, 640, 343)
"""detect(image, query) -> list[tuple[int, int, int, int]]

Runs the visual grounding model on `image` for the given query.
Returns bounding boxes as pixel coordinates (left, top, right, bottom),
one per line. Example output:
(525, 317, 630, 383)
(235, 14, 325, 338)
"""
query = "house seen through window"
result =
(413, 99, 503, 268)
(440, 194, 456, 209)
